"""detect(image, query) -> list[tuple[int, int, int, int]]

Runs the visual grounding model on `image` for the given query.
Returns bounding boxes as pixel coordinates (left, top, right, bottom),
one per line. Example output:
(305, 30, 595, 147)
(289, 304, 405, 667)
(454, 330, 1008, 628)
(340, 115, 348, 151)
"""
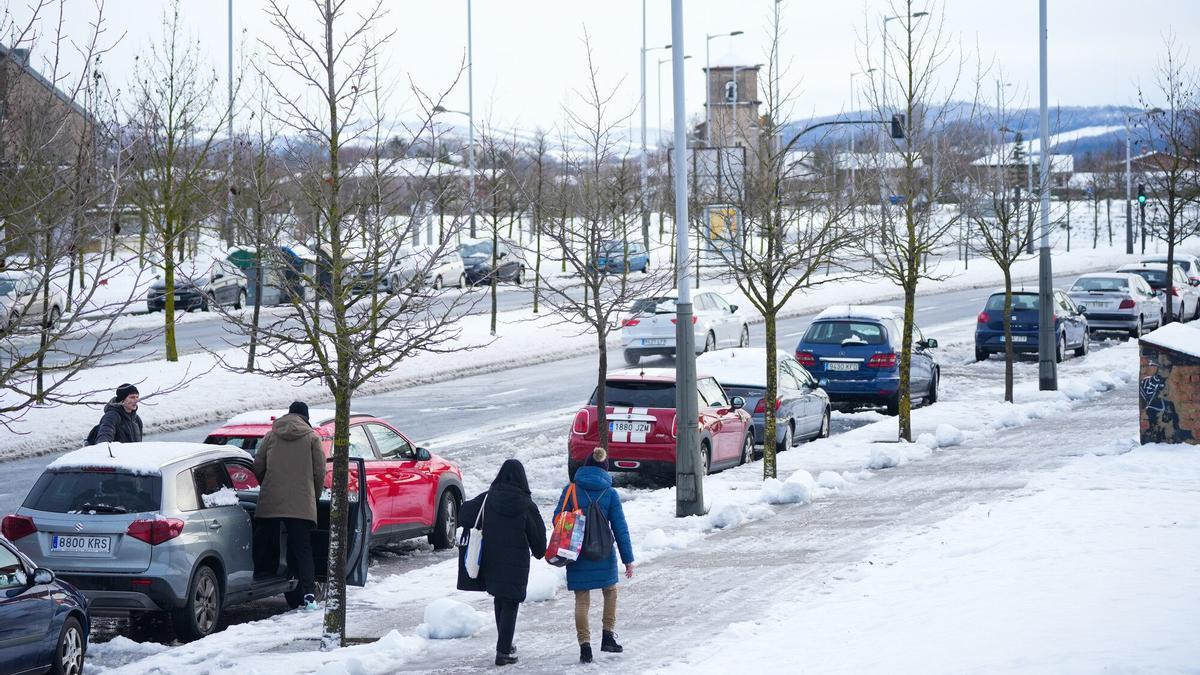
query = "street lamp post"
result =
(466, 0, 477, 238)
(1124, 107, 1165, 254)
(433, 105, 474, 242)
(704, 30, 743, 147)
(879, 11, 928, 249)
(640, 9, 671, 250)
(658, 55, 691, 148)
(226, 0, 234, 246)
(1036, 0, 1055, 391)
(849, 69, 875, 231)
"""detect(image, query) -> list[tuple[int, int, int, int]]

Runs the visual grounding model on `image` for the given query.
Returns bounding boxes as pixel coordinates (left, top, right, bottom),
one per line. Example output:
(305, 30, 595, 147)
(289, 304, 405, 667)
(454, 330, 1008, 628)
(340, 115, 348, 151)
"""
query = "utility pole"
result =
(467, 0, 477, 238)
(226, 0, 234, 246)
(1037, 0, 1056, 391)
(672, 0, 703, 517)
(640, 0, 650, 249)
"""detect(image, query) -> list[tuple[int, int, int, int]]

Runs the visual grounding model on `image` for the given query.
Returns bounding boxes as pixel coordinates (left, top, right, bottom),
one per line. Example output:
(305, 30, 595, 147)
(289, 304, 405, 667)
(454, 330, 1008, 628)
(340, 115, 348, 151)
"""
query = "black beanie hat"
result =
(585, 447, 610, 471)
(288, 401, 310, 422)
(115, 383, 139, 402)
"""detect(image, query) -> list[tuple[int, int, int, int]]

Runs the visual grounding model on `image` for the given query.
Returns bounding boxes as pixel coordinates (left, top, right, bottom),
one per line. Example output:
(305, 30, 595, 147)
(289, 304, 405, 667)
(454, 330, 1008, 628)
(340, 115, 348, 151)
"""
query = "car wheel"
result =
(46, 305, 61, 328)
(818, 407, 831, 439)
(699, 442, 711, 475)
(235, 289, 246, 310)
(1193, 299, 1200, 321)
(203, 293, 215, 312)
(777, 423, 793, 454)
(433, 275, 443, 291)
(172, 564, 222, 642)
(738, 325, 749, 348)
(514, 267, 524, 285)
(1130, 316, 1143, 339)
(50, 615, 85, 675)
(428, 490, 459, 550)
(927, 369, 939, 405)
(1055, 333, 1066, 363)
(459, 272, 467, 289)
(642, 260, 650, 273)
(738, 432, 754, 466)
(885, 396, 900, 416)
(623, 349, 640, 367)
(1074, 332, 1089, 357)
(389, 275, 400, 294)
(704, 331, 716, 353)
(974, 347, 988, 362)
(8, 310, 19, 327)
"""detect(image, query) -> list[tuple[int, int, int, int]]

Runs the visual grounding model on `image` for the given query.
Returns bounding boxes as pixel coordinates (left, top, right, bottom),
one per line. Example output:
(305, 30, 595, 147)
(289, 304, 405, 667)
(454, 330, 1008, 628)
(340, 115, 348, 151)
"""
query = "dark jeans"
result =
(493, 597, 520, 655)
(254, 517, 316, 597)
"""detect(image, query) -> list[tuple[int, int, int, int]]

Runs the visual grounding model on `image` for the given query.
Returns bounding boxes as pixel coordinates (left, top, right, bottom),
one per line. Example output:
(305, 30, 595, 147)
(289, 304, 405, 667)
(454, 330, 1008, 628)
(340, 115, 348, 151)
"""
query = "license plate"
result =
(610, 421, 651, 435)
(642, 338, 667, 346)
(51, 534, 112, 554)
(1087, 302, 1109, 309)
(1000, 335, 1028, 343)
(826, 362, 858, 371)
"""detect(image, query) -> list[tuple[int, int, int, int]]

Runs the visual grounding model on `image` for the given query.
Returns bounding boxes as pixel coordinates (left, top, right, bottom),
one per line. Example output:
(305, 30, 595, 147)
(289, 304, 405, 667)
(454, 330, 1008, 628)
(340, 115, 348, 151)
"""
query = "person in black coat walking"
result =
(456, 459, 547, 666)
(92, 384, 144, 444)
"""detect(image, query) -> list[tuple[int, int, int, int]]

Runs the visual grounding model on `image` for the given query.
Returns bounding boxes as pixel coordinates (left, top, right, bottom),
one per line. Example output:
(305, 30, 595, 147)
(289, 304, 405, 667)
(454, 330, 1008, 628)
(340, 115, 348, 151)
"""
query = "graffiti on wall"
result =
(1140, 349, 1196, 444)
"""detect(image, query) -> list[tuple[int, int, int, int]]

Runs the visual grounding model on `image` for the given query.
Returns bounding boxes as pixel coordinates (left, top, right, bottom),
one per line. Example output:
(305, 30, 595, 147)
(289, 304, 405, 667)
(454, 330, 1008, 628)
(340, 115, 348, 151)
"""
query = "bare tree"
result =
(1138, 36, 1200, 323)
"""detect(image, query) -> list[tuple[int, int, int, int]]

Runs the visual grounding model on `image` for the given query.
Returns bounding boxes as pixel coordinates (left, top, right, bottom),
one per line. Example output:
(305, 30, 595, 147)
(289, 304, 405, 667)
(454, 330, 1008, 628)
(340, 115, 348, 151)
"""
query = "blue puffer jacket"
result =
(552, 466, 635, 591)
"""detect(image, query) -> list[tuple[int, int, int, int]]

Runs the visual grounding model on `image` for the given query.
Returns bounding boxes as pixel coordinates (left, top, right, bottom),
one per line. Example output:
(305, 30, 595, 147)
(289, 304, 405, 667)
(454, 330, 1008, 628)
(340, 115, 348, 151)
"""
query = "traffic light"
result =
(890, 113, 906, 139)
(1137, 184, 1147, 205)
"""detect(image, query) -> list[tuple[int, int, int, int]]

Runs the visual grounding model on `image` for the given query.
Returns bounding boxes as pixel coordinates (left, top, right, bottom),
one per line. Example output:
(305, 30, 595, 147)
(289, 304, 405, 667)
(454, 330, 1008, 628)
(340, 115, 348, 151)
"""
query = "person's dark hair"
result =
(115, 383, 139, 402)
(491, 459, 531, 495)
(584, 447, 609, 471)
(287, 401, 310, 424)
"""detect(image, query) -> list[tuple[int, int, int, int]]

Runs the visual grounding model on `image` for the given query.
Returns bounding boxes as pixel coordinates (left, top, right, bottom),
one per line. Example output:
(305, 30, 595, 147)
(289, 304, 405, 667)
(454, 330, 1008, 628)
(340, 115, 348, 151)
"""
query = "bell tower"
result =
(704, 59, 761, 150)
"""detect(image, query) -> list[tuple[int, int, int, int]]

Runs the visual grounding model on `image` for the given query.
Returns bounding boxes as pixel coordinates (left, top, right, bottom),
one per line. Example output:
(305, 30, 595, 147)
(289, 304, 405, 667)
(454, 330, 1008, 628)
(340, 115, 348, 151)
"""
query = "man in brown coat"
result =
(252, 401, 325, 610)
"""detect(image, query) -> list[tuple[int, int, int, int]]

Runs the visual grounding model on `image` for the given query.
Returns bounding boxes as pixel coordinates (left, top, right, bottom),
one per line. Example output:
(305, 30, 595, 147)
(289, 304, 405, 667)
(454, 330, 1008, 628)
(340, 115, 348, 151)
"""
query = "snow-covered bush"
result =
(415, 598, 486, 639)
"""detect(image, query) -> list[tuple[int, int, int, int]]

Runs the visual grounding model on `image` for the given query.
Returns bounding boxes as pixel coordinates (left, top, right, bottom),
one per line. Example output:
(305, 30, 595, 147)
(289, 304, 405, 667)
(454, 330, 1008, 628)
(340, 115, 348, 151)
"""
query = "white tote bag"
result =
(463, 493, 488, 579)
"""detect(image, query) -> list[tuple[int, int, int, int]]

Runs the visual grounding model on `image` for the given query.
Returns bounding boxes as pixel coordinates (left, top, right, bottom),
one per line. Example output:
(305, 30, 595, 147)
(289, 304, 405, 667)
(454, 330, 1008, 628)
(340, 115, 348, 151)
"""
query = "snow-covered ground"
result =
(81, 306, 1199, 673)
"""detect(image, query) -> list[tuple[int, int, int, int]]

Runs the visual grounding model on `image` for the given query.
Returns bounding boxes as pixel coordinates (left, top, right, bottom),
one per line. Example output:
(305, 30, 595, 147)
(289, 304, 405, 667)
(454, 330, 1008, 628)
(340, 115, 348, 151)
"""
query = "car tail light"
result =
(795, 351, 816, 367)
(669, 316, 698, 325)
(126, 518, 185, 545)
(621, 318, 640, 327)
(571, 409, 590, 435)
(753, 398, 782, 414)
(1, 514, 36, 541)
(867, 352, 897, 368)
(977, 311, 990, 323)
(1119, 298, 1136, 309)
(1170, 286, 1181, 297)
(671, 414, 678, 438)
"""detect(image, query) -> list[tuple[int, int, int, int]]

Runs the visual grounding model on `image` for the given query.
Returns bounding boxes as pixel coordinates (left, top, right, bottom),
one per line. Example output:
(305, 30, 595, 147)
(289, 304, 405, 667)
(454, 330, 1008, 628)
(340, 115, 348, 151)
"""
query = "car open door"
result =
(314, 457, 372, 587)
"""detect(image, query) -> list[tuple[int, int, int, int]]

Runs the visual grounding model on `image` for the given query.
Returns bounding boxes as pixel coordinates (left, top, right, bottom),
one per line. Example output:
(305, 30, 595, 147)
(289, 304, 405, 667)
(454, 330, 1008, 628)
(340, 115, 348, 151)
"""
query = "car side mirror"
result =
(923, 338, 939, 349)
(212, 273, 223, 280)
(33, 568, 54, 585)
(1191, 279, 1200, 287)
(818, 378, 829, 388)
(498, 251, 507, 259)
(729, 304, 738, 313)
(1077, 306, 1087, 315)
(414, 446, 432, 461)
(730, 396, 745, 410)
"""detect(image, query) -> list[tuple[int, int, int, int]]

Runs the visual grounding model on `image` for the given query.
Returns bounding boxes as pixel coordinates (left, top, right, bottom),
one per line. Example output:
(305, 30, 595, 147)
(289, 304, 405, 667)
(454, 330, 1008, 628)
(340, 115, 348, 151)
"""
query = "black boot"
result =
(495, 652, 518, 666)
(601, 631, 623, 653)
(579, 643, 593, 663)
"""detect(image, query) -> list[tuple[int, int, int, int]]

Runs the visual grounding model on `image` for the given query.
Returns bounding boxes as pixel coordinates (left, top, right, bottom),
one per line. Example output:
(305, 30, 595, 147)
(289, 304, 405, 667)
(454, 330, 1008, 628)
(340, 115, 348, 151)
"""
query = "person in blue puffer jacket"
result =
(553, 447, 635, 664)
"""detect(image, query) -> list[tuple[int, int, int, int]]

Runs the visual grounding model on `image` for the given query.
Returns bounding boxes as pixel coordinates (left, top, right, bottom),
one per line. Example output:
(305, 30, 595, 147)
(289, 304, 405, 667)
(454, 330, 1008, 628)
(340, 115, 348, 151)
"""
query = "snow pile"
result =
(816, 470, 848, 491)
(86, 636, 170, 668)
(525, 563, 566, 602)
(201, 487, 241, 508)
(1141, 320, 1200, 357)
(761, 469, 818, 505)
(934, 424, 964, 447)
(415, 598, 486, 639)
(867, 440, 933, 469)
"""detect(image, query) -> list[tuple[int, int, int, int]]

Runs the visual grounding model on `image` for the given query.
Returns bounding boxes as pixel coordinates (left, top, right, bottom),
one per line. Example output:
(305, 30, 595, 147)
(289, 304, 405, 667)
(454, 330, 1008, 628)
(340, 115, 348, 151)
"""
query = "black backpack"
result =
(85, 424, 101, 446)
(581, 489, 614, 561)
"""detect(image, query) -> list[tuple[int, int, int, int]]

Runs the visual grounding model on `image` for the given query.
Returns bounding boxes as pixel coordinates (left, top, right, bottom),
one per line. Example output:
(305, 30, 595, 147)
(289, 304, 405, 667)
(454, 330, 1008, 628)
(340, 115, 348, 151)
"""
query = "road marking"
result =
(783, 331, 806, 337)
(918, 305, 938, 312)
(486, 388, 527, 398)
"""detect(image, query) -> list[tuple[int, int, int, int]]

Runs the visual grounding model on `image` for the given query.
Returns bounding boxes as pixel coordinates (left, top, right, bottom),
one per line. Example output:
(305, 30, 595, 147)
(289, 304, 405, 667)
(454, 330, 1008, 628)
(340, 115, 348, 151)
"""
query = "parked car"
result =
(0, 535, 89, 675)
(1067, 273, 1163, 337)
(203, 409, 463, 550)
(596, 240, 650, 274)
(147, 260, 247, 312)
(421, 248, 467, 290)
(974, 289, 1090, 362)
(0, 271, 65, 328)
(567, 369, 752, 482)
(621, 291, 750, 366)
(698, 348, 831, 453)
(2, 442, 370, 641)
(1141, 253, 1200, 288)
(795, 305, 940, 415)
(1118, 262, 1200, 322)
(460, 239, 525, 286)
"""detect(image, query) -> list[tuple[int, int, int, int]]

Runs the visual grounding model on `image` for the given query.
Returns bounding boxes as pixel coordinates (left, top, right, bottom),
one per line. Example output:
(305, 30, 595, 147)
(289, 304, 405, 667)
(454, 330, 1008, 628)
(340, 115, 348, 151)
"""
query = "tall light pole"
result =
(849, 68, 875, 230)
(672, 0, 703, 517)
(466, 0, 477, 238)
(1124, 107, 1165, 254)
(658, 55, 691, 148)
(641, 9, 671, 250)
(433, 106, 473, 242)
(704, 30, 743, 146)
(879, 11, 928, 247)
(1036, 0, 1055, 391)
(226, 0, 234, 246)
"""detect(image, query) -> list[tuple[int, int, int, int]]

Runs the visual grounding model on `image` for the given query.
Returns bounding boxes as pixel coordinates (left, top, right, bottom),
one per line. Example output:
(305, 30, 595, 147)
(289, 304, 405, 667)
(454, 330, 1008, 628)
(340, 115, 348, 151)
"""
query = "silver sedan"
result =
(1067, 273, 1163, 337)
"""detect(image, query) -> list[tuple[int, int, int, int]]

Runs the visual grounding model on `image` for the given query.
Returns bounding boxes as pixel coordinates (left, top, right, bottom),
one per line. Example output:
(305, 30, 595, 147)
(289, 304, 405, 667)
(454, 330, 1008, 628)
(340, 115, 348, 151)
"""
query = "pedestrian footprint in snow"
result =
(457, 459, 546, 666)
(554, 447, 636, 664)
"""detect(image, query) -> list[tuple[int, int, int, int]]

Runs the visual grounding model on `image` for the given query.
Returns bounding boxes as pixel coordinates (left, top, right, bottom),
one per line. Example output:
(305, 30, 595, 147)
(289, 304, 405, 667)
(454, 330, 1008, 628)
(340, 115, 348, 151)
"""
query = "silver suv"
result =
(4, 442, 368, 641)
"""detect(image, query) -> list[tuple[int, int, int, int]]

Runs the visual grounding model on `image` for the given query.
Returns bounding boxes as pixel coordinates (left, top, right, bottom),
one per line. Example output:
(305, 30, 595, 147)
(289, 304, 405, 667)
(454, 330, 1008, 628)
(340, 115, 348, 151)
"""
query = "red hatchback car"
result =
(204, 409, 464, 550)
(567, 369, 753, 482)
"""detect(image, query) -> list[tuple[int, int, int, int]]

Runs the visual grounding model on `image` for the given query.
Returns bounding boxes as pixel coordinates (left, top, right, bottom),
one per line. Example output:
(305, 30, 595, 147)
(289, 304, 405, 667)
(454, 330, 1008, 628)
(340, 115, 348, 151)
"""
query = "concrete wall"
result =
(1139, 343, 1200, 444)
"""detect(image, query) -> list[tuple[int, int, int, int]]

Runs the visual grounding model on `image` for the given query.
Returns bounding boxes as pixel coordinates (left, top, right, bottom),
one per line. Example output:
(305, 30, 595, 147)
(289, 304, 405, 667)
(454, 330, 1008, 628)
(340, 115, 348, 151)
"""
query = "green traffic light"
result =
(1138, 194, 1147, 204)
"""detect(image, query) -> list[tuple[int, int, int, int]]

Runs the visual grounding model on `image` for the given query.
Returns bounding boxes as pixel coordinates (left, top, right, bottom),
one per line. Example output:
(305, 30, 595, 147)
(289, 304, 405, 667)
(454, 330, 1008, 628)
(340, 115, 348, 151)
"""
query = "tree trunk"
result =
(1002, 268, 1014, 403)
(596, 320, 609, 455)
(762, 309, 779, 479)
(164, 232, 179, 362)
(322, 386, 351, 650)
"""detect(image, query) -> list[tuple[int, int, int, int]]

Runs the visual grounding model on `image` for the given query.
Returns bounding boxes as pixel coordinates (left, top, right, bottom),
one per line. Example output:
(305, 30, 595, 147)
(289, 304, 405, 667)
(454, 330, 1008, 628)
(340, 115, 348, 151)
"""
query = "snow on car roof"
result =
(1118, 262, 1175, 271)
(1141, 321, 1200, 358)
(608, 368, 677, 382)
(814, 305, 903, 322)
(48, 442, 248, 475)
(220, 409, 356, 427)
(697, 348, 795, 388)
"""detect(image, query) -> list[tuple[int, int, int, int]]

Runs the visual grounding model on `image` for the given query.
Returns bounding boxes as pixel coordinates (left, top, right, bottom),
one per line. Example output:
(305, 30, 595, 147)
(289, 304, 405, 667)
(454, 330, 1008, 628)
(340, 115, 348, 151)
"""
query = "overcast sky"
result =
(9, 0, 1199, 135)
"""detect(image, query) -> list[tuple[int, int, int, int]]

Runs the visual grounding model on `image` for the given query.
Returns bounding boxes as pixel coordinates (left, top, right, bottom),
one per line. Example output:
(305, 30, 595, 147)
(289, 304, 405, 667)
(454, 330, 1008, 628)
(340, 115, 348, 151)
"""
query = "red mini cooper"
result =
(567, 369, 753, 482)
(205, 409, 463, 550)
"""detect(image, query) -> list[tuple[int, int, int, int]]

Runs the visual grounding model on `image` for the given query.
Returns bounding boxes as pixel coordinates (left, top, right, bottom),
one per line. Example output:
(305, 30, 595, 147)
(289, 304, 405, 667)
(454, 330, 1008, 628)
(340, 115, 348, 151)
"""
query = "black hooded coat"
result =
(457, 459, 547, 601)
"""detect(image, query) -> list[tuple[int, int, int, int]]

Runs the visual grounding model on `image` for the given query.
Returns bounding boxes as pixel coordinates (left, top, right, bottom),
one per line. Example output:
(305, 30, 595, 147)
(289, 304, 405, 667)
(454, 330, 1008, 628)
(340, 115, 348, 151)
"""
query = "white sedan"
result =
(1, 271, 65, 329)
(621, 291, 750, 366)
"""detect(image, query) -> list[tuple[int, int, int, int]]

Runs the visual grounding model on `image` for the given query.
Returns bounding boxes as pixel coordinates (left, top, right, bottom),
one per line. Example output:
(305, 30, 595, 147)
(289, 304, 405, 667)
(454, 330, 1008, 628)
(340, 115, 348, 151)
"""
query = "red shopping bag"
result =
(546, 483, 587, 567)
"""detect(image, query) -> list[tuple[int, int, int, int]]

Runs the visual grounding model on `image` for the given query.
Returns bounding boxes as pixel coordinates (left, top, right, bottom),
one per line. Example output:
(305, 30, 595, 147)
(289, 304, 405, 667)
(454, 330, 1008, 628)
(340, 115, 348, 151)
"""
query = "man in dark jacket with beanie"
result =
(253, 401, 325, 611)
(458, 459, 546, 666)
(93, 384, 144, 444)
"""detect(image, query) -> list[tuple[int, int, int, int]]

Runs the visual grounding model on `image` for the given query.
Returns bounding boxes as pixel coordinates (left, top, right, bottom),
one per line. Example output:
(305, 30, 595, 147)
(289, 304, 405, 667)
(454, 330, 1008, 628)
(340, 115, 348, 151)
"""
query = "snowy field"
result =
(80, 314, 1200, 673)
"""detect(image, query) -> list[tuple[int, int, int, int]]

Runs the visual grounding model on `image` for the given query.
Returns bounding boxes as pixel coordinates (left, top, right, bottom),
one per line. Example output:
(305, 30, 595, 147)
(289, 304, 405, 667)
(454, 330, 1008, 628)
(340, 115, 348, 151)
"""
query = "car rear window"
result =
(591, 381, 676, 408)
(204, 435, 261, 454)
(24, 470, 162, 514)
(1128, 269, 1167, 288)
(631, 297, 677, 314)
(985, 293, 1039, 311)
(722, 385, 764, 399)
(802, 321, 887, 345)
(1071, 277, 1129, 292)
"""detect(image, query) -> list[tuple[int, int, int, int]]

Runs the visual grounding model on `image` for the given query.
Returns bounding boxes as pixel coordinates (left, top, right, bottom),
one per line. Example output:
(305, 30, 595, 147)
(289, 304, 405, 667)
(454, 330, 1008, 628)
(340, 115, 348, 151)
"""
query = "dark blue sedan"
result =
(0, 534, 88, 675)
(596, 240, 650, 274)
(974, 289, 1089, 362)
